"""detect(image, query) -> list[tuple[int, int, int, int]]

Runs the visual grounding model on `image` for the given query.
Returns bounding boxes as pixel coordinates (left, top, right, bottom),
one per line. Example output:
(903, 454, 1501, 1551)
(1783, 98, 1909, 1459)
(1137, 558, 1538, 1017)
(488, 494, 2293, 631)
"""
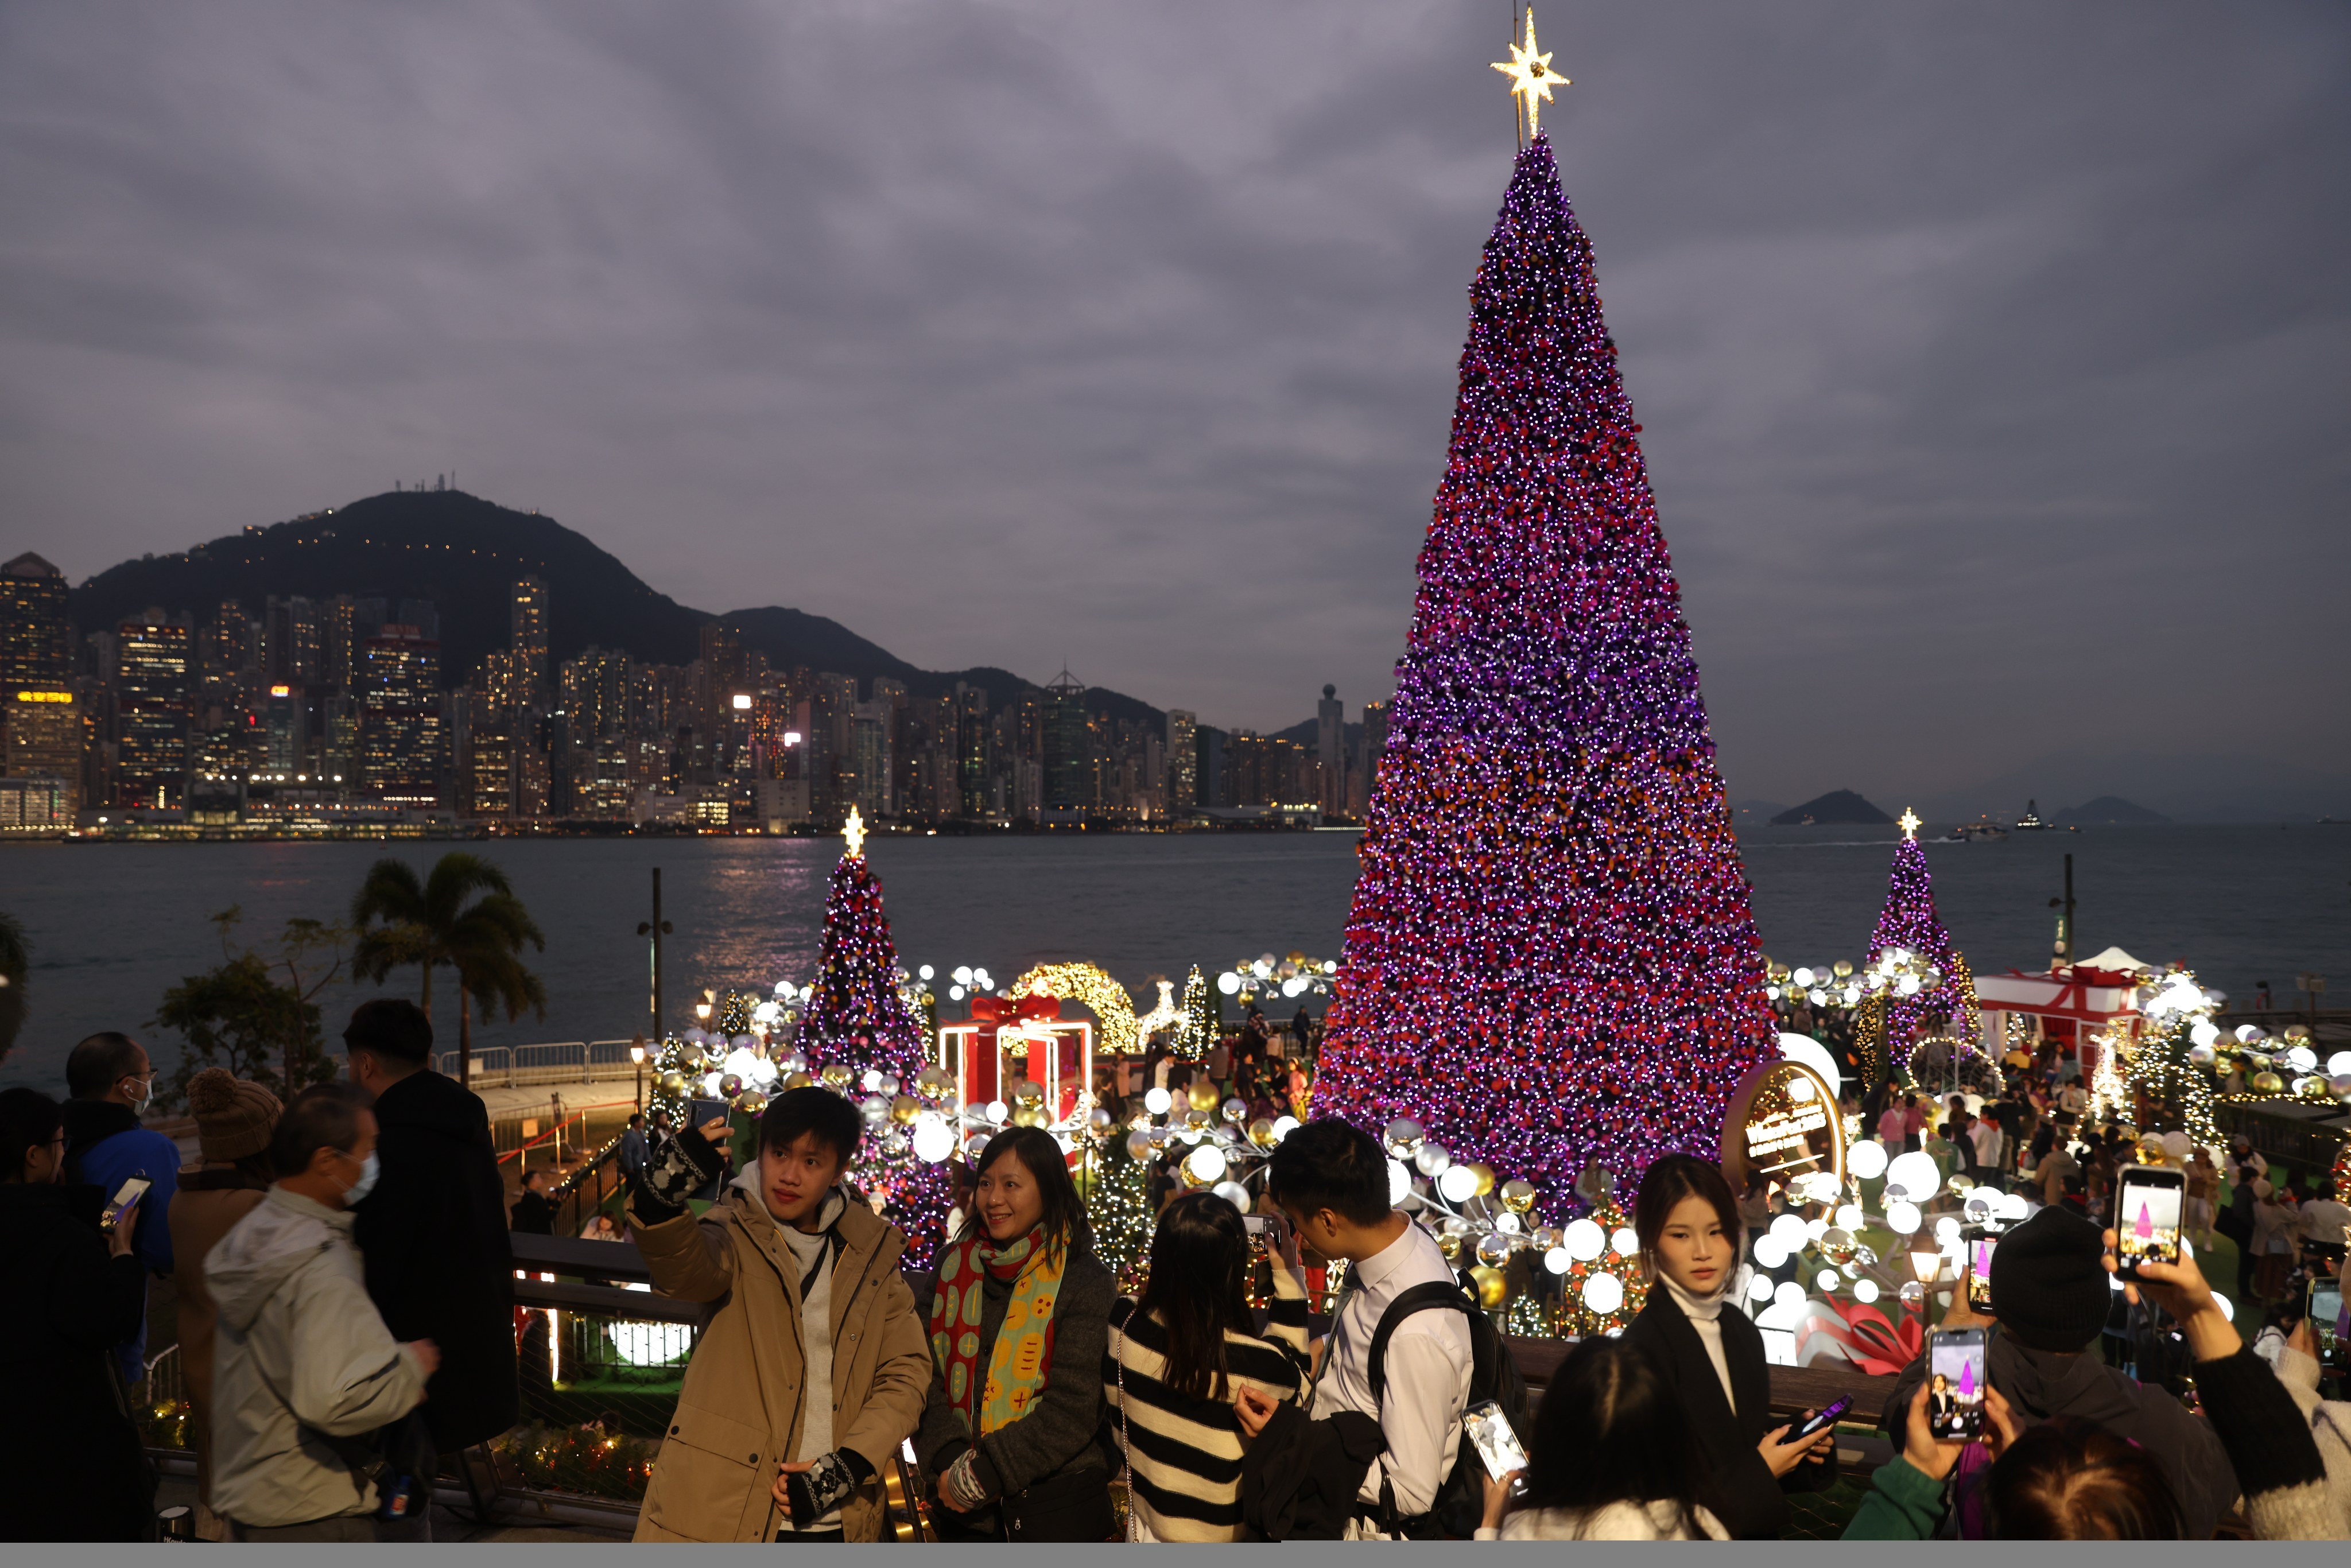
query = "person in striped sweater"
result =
(1104, 1191, 1314, 1541)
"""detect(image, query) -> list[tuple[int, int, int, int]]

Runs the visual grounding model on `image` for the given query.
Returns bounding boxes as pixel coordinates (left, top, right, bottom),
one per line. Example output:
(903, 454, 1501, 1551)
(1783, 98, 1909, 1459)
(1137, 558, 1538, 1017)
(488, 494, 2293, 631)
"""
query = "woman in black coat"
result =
(0, 1088, 156, 1542)
(1622, 1154, 1836, 1540)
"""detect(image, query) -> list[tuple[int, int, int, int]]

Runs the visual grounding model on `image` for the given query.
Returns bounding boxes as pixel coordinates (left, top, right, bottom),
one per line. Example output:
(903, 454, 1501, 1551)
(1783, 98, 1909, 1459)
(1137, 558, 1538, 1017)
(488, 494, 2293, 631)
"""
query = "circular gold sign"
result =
(1720, 1059, 1847, 1198)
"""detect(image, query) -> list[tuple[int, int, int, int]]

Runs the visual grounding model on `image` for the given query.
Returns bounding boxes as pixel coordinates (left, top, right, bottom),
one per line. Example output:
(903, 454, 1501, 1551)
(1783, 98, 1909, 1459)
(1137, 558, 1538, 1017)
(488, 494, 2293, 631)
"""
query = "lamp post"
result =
(629, 1037, 646, 1112)
(1910, 1249, 1943, 1326)
(637, 867, 673, 1039)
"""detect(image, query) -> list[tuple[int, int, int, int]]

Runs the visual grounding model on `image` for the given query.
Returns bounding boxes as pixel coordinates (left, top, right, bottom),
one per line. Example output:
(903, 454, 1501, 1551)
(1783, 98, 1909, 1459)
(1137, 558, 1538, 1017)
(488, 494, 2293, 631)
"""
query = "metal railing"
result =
(437, 1039, 646, 1089)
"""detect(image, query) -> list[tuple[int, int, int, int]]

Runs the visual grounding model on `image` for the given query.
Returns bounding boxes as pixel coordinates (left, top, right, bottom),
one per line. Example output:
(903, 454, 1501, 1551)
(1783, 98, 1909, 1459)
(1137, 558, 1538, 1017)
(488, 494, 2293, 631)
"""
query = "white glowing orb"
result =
(1778, 1033, 1844, 1100)
(1751, 1235, 1790, 1270)
(1770, 1213, 1809, 1249)
(1854, 1279, 1880, 1304)
(1611, 1227, 1639, 1257)
(2287, 1045, 2319, 1074)
(1746, 1274, 1774, 1302)
(1815, 1269, 1841, 1294)
(1185, 1146, 1227, 1184)
(1934, 1216, 1962, 1244)
(1836, 1204, 1865, 1232)
(2214, 1292, 2234, 1322)
(1271, 1116, 1300, 1142)
(1544, 1247, 1570, 1275)
(1885, 1152, 1942, 1203)
(1562, 1218, 1605, 1262)
(1387, 1159, 1412, 1207)
(1772, 1280, 1807, 1313)
(1848, 1141, 1889, 1181)
(1144, 1087, 1172, 1115)
(1581, 1272, 1624, 1315)
(1438, 1164, 1480, 1204)
(911, 1117, 955, 1164)
(1886, 1201, 1923, 1236)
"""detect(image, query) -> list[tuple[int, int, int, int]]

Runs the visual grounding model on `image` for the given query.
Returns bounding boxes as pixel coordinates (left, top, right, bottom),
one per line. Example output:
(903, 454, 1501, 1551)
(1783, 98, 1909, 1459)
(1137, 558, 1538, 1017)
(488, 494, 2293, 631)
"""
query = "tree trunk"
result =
(459, 983, 472, 1092)
(421, 960, 433, 1024)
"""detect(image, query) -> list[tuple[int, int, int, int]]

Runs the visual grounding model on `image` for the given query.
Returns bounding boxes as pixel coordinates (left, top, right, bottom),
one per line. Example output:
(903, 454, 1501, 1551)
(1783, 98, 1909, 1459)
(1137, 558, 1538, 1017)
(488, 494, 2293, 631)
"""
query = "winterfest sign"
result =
(1721, 1060, 1846, 1197)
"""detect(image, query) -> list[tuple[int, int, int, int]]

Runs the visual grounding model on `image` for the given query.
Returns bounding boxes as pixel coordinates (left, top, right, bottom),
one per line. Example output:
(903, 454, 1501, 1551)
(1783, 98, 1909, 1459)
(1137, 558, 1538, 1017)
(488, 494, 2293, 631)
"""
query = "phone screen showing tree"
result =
(2115, 1170, 2184, 1273)
(1927, 1331, 1985, 1441)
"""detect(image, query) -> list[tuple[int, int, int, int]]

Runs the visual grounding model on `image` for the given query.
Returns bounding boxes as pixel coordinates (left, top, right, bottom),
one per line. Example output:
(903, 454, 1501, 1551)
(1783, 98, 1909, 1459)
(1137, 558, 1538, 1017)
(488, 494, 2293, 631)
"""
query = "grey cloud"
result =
(1, 0, 2344, 816)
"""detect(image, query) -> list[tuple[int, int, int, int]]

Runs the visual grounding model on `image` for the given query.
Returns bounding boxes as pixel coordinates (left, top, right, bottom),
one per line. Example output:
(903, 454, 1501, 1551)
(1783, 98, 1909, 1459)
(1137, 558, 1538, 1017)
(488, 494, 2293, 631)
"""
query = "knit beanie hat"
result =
(187, 1068, 282, 1162)
(1988, 1205, 2111, 1352)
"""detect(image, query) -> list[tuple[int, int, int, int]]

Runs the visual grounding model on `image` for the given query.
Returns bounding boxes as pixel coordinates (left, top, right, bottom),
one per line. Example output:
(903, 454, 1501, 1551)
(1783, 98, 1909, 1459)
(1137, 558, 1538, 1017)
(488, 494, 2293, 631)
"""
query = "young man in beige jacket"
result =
(627, 1085, 933, 1542)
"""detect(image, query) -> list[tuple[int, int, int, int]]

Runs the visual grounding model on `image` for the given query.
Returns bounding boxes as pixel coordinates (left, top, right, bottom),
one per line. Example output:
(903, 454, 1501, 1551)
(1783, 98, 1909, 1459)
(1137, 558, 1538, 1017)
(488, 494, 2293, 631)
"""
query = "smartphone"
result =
(688, 1097, 730, 1130)
(1965, 1228, 1997, 1310)
(99, 1174, 152, 1233)
(1790, 1394, 1853, 1443)
(2113, 1164, 2186, 1278)
(2313, 1279, 2345, 1365)
(1464, 1400, 1529, 1482)
(1926, 1328, 1987, 1441)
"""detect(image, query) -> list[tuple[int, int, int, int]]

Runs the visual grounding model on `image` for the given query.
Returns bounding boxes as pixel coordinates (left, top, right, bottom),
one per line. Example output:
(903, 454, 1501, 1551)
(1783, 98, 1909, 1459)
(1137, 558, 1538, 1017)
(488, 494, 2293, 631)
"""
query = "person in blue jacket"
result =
(62, 1031, 181, 1386)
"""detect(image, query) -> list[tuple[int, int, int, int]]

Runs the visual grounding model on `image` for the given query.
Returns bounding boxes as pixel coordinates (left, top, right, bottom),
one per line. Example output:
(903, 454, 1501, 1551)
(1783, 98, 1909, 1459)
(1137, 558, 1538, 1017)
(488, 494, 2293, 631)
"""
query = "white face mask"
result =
(122, 1075, 154, 1114)
(342, 1151, 381, 1206)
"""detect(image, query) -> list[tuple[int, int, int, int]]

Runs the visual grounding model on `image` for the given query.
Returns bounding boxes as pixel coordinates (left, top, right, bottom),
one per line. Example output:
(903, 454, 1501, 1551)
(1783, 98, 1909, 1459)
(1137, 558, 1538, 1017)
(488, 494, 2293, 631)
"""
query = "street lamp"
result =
(629, 1037, 647, 1112)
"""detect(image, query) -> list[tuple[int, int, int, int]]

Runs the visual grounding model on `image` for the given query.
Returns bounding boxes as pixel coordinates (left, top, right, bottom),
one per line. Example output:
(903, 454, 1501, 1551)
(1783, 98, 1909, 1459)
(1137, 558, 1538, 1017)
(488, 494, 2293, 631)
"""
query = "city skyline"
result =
(2, 5, 2345, 818)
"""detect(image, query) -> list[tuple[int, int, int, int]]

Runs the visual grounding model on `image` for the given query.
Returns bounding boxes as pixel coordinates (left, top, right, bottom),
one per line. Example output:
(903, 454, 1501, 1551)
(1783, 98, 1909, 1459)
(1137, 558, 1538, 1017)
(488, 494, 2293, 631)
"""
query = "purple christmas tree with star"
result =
(1864, 812, 1978, 1072)
(793, 808, 953, 1264)
(1314, 133, 1776, 1219)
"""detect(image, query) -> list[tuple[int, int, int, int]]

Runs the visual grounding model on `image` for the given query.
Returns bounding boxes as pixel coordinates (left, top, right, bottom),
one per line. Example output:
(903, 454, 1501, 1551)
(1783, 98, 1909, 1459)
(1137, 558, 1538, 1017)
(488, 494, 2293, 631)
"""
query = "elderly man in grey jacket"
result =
(207, 1083, 439, 1542)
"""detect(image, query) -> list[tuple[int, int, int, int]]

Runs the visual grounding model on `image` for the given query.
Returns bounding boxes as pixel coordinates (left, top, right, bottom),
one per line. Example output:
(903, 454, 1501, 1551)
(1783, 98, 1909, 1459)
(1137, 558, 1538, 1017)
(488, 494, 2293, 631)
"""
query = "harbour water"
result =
(2, 823, 2345, 1090)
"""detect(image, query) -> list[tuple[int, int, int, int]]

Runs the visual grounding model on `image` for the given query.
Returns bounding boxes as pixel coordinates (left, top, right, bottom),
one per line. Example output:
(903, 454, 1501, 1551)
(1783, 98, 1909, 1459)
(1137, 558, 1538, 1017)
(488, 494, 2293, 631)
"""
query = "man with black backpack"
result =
(1244, 1119, 1517, 1539)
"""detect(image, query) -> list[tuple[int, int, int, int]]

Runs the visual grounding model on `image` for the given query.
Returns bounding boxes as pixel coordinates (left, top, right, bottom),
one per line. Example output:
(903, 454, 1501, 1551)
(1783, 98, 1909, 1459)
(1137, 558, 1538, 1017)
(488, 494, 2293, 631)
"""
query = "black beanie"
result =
(1989, 1206, 2112, 1352)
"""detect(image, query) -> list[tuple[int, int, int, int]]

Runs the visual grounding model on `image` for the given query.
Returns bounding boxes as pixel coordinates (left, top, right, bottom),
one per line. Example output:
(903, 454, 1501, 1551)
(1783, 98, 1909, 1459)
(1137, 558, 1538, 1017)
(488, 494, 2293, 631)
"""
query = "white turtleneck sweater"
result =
(1661, 1272, 1736, 1411)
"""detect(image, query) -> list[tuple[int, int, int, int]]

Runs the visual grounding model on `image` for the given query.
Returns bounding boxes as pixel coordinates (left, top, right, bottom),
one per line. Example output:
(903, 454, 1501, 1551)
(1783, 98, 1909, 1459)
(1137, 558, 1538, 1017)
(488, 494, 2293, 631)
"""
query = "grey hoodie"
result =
(205, 1186, 429, 1529)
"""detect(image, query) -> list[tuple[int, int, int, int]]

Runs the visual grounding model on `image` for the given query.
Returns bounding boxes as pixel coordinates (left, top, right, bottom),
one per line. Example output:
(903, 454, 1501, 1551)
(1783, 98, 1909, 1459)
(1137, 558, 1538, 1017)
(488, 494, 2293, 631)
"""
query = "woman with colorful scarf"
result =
(914, 1126, 1117, 1542)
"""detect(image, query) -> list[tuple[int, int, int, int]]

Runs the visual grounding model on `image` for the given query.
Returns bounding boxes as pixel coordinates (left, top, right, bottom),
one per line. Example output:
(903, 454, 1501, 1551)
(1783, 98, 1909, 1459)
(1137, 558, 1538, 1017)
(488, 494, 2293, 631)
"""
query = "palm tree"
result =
(350, 853, 546, 1087)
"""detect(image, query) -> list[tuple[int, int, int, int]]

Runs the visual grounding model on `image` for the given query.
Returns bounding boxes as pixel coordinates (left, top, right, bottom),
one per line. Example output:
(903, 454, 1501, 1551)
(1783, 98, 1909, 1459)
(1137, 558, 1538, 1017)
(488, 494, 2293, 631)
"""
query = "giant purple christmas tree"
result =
(794, 812, 953, 1264)
(1315, 135, 1776, 1217)
(1864, 817, 1978, 1072)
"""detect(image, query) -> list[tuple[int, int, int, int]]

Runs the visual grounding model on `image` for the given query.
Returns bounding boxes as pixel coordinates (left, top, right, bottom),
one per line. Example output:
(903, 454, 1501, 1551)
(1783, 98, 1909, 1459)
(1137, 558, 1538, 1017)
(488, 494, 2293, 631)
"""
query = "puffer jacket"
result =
(205, 1187, 430, 1530)
(629, 1181, 934, 1542)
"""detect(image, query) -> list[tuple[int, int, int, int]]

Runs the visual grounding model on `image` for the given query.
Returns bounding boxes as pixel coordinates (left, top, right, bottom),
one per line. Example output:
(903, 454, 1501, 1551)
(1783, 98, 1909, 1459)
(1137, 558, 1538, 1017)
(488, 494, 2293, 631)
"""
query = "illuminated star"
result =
(843, 805, 867, 859)
(1898, 808, 1922, 841)
(1491, 9, 1571, 141)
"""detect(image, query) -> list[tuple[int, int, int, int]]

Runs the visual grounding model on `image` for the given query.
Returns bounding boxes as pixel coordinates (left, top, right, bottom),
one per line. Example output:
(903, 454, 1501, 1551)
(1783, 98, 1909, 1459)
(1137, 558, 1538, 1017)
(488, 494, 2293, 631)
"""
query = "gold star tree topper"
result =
(1492, 9, 1571, 141)
(1898, 808, 1923, 841)
(842, 804, 868, 859)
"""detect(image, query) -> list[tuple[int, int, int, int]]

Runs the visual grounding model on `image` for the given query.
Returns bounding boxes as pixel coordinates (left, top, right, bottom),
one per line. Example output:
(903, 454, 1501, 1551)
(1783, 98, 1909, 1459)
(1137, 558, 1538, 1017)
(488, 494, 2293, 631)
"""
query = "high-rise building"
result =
(956, 683, 990, 818)
(264, 596, 322, 685)
(0, 552, 72, 692)
(851, 699, 894, 819)
(1316, 685, 1345, 814)
(1362, 698, 1391, 801)
(115, 618, 192, 808)
(3, 688, 82, 814)
(1166, 709, 1197, 813)
(561, 646, 630, 742)
(203, 599, 251, 682)
(511, 578, 550, 706)
(1041, 669, 1093, 819)
(356, 629, 440, 806)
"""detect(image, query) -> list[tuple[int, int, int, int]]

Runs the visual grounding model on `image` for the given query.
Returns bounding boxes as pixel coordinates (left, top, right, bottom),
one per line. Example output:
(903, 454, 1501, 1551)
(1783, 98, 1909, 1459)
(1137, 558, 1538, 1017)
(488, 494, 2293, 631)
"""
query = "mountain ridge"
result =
(64, 489, 1171, 728)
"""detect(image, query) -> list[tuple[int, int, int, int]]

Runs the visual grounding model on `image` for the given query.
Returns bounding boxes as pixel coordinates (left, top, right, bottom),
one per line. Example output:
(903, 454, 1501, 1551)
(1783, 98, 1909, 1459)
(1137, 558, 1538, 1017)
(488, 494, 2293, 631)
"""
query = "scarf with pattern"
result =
(929, 1224, 1064, 1439)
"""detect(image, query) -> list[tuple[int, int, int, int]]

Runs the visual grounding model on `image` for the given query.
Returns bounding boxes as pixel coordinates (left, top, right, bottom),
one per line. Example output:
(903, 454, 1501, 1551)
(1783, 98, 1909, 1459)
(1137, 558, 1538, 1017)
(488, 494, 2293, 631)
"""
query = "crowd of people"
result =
(3, 998, 2349, 1542)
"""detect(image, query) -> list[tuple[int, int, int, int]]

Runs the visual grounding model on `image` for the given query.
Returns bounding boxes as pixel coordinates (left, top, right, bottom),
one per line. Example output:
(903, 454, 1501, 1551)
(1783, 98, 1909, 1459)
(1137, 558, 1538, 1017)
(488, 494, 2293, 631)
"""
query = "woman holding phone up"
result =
(914, 1127, 1117, 1542)
(1621, 1155, 1836, 1539)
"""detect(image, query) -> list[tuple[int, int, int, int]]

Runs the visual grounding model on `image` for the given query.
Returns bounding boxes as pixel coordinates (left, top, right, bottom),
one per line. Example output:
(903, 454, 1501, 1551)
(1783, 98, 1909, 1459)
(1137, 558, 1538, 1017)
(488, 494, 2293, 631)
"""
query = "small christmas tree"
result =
(793, 809, 953, 1265)
(1314, 132, 1776, 1215)
(1176, 965, 1215, 1061)
(1865, 812, 1979, 1073)
(1085, 1139, 1155, 1290)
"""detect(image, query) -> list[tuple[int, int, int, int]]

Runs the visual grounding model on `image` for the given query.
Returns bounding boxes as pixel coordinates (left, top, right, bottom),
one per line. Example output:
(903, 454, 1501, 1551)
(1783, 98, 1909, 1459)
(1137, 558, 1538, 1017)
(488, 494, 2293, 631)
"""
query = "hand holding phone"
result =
(1926, 1328, 1987, 1441)
(99, 1174, 152, 1233)
(1464, 1400, 1529, 1484)
(2113, 1164, 2185, 1278)
(1790, 1394, 1853, 1443)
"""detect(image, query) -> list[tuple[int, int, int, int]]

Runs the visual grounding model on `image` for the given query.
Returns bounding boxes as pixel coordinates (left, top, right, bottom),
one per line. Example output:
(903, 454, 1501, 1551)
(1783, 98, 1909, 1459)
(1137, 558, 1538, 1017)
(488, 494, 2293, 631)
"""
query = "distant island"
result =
(1771, 790, 1894, 826)
(2053, 795, 2171, 826)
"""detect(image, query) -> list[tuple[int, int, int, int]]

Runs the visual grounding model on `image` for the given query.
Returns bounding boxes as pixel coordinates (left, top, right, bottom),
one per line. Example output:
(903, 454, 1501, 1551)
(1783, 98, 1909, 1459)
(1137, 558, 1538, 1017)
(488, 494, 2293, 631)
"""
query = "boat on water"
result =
(2014, 799, 2050, 830)
(1937, 821, 2009, 843)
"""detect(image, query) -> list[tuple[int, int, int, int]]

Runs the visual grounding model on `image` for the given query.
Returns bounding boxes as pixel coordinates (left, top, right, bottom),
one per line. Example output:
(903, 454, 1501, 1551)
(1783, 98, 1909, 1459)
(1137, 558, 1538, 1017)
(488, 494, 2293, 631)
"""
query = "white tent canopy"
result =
(2074, 945, 2154, 973)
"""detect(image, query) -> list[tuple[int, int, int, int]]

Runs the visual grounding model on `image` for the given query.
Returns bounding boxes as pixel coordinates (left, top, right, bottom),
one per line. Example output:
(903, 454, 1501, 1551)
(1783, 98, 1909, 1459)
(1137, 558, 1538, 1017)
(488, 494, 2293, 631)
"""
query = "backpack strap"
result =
(1365, 1279, 1472, 1407)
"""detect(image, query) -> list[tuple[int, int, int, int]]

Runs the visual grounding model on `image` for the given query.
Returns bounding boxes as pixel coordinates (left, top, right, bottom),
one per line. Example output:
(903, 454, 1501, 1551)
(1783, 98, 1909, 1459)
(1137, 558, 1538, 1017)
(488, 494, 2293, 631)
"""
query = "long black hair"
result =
(959, 1125, 1088, 1260)
(1135, 1191, 1252, 1401)
(1518, 1337, 1718, 1537)
(1632, 1153, 1743, 1280)
(0, 1086, 64, 1182)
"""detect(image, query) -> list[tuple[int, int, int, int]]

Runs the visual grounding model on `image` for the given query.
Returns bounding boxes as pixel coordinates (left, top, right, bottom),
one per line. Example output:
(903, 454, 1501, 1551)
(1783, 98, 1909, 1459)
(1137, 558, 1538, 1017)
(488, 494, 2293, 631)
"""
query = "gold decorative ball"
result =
(1499, 1178, 1537, 1214)
(2252, 1070, 2284, 1095)
(1470, 1265, 1508, 1309)
(719, 1073, 744, 1100)
(1014, 1078, 1046, 1104)
(891, 1095, 921, 1125)
(1189, 1080, 1221, 1112)
(1467, 1163, 1497, 1199)
(657, 1069, 688, 1097)
(1184, 1107, 1212, 1131)
(1437, 1232, 1464, 1262)
(1011, 1101, 1049, 1129)
(782, 1071, 813, 1091)
(1818, 1228, 1857, 1266)
(820, 1063, 854, 1088)
(1248, 1117, 1278, 1150)
(735, 1090, 767, 1116)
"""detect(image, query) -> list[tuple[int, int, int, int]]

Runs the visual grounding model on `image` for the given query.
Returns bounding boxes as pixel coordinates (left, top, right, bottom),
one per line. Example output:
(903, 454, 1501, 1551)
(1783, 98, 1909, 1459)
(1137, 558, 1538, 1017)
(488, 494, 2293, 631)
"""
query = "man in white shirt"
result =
(1243, 1119, 1472, 1538)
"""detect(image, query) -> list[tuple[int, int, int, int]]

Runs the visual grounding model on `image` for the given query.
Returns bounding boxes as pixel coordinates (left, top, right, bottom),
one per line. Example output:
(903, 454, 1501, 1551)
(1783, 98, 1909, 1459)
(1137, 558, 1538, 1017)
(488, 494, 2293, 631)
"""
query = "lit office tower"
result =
(2, 553, 80, 810)
(956, 683, 990, 818)
(511, 577, 550, 705)
(1316, 685, 1345, 814)
(357, 628, 441, 806)
(264, 595, 322, 685)
(115, 618, 192, 808)
(1042, 669, 1094, 819)
(561, 646, 630, 741)
(1166, 709, 1197, 812)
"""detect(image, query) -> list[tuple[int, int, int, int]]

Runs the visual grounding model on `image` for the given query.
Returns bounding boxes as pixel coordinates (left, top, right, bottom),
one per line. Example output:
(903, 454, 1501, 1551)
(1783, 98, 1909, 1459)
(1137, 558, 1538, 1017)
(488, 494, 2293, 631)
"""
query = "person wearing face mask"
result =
(914, 1125, 1119, 1541)
(0, 1086, 156, 1541)
(61, 1030, 183, 1386)
(342, 998, 517, 1519)
(205, 1082, 440, 1541)
(1622, 1154, 1836, 1539)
